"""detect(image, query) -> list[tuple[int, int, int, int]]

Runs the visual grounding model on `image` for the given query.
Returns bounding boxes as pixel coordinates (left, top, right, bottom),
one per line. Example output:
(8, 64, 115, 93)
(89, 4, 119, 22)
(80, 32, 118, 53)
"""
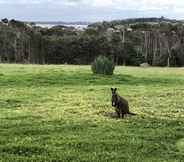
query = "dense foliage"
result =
(1, 18, 184, 66)
(91, 56, 115, 75)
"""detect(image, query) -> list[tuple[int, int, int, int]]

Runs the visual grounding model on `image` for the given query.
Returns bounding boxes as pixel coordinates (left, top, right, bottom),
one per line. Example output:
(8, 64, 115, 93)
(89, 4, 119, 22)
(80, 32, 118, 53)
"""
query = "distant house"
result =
(126, 27, 133, 32)
(1, 18, 9, 25)
(107, 28, 115, 33)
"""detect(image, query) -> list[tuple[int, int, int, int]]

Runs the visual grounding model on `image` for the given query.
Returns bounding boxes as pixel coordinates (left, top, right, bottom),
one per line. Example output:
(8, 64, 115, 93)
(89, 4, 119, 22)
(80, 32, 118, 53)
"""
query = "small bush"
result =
(91, 56, 115, 75)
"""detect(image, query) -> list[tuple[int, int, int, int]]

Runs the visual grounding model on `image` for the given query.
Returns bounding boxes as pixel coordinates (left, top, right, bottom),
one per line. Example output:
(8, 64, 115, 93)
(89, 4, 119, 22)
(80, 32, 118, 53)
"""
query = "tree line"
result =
(0, 18, 184, 66)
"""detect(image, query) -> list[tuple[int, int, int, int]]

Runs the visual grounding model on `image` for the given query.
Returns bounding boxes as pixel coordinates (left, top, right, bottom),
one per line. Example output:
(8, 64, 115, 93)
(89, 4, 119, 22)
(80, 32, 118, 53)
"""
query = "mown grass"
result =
(0, 64, 184, 162)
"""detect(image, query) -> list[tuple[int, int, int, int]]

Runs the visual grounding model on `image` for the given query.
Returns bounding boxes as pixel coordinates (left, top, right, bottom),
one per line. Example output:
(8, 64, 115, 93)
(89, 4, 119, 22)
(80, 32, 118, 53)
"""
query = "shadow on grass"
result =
(100, 111, 138, 119)
(0, 72, 182, 87)
(0, 118, 88, 137)
(1, 115, 42, 121)
(0, 145, 49, 157)
(1, 112, 184, 137)
(0, 99, 24, 109)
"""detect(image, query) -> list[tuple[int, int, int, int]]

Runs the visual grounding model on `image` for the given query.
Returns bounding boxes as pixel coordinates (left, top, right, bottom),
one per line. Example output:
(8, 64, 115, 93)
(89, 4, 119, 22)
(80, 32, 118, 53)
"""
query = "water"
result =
(36, 23, 88, 29)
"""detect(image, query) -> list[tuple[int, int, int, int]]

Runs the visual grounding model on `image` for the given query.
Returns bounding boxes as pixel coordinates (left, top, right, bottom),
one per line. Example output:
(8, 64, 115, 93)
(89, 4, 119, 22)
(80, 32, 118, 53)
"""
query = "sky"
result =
(0, 0, 184, 22)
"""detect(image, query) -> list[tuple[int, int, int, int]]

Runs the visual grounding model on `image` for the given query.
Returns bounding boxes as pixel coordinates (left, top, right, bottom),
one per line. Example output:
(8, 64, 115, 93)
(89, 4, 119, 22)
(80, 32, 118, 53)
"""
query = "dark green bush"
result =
(91, 56, 115, 75)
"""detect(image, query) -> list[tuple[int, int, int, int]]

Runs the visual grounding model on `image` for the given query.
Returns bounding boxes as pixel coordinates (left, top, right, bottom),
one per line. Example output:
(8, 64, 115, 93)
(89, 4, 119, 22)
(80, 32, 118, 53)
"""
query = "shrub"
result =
(91, 55, 115, 75)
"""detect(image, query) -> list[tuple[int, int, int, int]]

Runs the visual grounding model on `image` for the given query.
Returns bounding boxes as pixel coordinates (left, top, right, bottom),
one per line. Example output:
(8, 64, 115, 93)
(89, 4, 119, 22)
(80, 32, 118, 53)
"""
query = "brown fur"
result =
(111, 88, 136, 118)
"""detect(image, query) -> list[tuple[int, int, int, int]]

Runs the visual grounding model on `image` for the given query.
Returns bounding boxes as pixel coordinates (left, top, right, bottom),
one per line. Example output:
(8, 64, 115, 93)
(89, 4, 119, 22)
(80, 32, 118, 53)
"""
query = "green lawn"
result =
(0, 64, 184, 162)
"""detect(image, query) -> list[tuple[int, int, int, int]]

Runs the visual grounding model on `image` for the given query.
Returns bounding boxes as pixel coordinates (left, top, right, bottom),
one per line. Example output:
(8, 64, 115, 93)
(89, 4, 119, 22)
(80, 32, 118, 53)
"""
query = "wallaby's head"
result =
(111, 88, 118, 106)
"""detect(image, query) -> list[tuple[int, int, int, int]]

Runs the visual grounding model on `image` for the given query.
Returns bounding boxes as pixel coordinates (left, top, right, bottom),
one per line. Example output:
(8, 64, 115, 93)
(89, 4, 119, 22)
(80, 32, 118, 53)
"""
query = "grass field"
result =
(0, 64, 184, 162)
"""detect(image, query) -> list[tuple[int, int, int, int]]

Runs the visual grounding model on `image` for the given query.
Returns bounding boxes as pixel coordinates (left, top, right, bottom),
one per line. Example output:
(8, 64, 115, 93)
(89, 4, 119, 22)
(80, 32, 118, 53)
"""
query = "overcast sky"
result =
(0, 0, 184, 22)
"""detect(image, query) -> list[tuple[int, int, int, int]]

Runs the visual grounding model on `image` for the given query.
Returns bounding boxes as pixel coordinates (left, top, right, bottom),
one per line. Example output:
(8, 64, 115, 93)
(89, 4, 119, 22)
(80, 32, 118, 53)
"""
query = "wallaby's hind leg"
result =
(120, 110, 124, 118)
(117, 111, 120, 118)
(115, 108, 120, 118)
(121, 114, 124, 118)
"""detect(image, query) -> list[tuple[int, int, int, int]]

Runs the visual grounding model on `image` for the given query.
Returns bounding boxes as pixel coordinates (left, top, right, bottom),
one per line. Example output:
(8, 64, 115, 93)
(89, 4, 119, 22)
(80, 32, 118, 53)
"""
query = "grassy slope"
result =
(0, 64, 184, 162)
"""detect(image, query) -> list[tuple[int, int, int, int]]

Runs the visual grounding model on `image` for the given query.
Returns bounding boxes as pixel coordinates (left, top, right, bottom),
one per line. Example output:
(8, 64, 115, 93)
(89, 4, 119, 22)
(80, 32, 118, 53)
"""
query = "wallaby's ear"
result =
(114, 88, 117, 91)
(111, 88, 113, 91)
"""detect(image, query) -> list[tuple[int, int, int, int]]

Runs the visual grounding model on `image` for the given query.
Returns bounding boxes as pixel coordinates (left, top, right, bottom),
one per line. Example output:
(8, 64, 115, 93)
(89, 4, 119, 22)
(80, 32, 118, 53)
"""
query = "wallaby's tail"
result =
(128, 112, 136, 115)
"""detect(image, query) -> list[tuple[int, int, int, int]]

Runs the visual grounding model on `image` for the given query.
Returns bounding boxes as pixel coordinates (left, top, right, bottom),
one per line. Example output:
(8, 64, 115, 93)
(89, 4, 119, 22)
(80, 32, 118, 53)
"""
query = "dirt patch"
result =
(98, 111, 119, 118)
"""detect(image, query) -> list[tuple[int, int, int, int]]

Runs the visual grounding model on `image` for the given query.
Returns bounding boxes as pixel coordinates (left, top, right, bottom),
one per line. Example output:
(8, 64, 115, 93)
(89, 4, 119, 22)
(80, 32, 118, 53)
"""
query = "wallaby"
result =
(111, 88, 136, 118)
